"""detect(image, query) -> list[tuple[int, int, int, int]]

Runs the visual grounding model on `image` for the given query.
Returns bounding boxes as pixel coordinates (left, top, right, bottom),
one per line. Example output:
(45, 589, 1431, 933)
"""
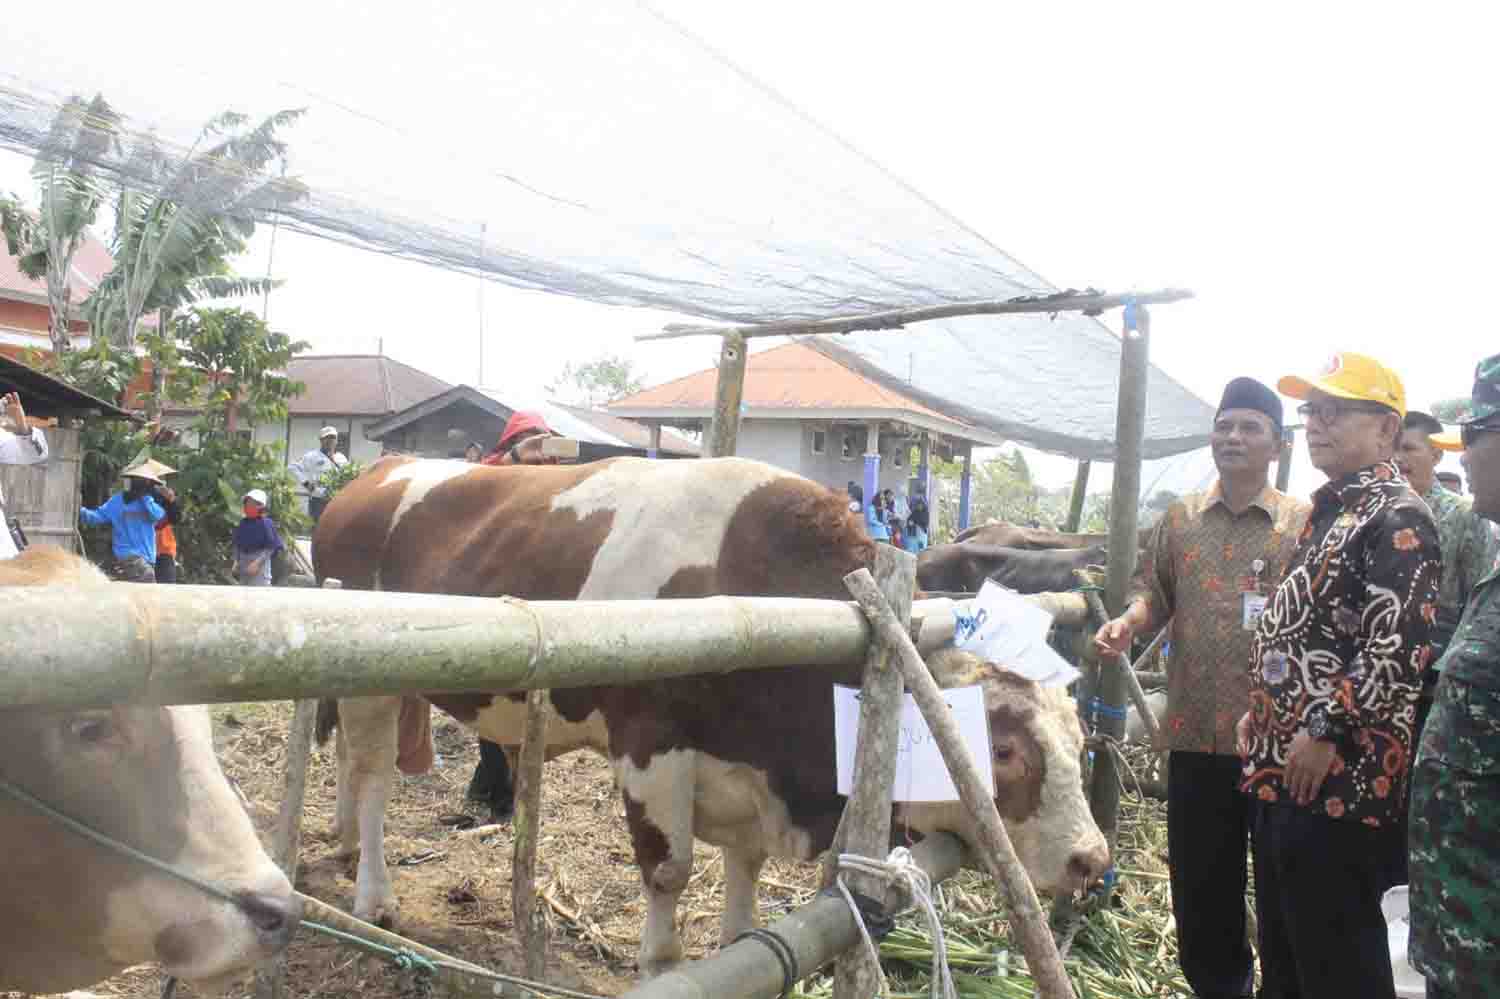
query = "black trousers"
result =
(1252, 801, 1398, 999)
(468, 739, 515, 817)
(1168, 751, 1254, 999)
(155, 554, 177, 584)
(309, 496, 329, 523)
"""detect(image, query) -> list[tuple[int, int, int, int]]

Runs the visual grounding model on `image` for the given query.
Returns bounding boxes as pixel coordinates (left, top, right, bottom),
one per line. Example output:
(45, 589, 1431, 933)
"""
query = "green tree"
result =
(0, 95, 120, 355)
(169, 307, 307, 433)
(1430, 396, 1472, 423)
(87, 108, 306, 352)
(548, 353, 646, 408)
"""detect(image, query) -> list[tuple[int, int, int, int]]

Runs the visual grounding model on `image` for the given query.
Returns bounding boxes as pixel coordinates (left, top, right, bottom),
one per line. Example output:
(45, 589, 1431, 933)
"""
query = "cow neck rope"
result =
(501, 594, 546, 684)
(836, 848, 958, 999)
(0, 777, 606, 999)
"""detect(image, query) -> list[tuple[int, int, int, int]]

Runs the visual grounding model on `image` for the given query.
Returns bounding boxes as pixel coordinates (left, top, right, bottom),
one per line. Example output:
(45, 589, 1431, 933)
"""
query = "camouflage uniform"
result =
(1409, 353, 1500, 997)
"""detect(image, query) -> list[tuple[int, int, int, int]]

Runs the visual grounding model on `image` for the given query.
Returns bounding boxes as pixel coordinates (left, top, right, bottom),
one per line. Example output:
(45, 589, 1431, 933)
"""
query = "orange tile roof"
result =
(611, 341, 959, 425)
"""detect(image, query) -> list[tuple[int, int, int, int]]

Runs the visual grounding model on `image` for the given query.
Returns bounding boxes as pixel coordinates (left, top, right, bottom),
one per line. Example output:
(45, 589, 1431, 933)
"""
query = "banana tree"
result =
(88, 108, 307, 353)
(0, 94, 119, 355)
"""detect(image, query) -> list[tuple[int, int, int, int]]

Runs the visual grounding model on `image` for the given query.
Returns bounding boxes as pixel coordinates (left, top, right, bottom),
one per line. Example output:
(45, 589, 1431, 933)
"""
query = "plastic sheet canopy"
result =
(0, 0, 1212, 458)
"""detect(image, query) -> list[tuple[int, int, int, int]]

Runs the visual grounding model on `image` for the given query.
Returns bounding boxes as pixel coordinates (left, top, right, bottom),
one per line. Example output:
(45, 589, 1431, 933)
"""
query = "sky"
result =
(2, 1, 1493, 496)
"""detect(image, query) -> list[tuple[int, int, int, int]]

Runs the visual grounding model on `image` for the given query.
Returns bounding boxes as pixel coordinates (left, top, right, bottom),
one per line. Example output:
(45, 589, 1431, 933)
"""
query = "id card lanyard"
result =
(1242, 558, 1268, 631)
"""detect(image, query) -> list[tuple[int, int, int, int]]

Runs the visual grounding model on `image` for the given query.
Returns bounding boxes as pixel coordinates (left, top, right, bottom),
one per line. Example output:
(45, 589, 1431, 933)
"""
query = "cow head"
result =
(897, 648, 1109, 897)
(0, 548, 299, 993)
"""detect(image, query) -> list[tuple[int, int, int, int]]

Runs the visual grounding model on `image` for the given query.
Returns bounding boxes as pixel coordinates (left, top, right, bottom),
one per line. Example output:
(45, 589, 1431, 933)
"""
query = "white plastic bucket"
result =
(1382, 885, 1428, 999)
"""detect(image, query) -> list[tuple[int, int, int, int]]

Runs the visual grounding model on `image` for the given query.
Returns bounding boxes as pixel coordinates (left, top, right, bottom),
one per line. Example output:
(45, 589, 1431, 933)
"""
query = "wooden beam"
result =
(637, 288, 1194, 342)
(705, 331, 747, 457)
(831, 546, 914, 999)
(512, 689, 550, 979)
(1088, 305, 1152, 850)
(1064, 459, 1091, 532)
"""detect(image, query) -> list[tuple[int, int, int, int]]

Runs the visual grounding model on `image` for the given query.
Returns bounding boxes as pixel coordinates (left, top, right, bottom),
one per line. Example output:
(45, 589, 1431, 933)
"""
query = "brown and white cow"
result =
(313, 455, 1109, 975)
(0, 547, 300, 994)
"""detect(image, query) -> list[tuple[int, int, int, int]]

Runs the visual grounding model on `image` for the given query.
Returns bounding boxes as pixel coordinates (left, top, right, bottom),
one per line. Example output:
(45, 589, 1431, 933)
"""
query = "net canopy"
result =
(0, 0, 1212, 458)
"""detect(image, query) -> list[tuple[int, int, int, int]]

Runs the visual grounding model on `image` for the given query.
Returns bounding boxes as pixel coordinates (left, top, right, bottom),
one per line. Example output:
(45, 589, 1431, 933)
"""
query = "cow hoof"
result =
(638, 941, 685, 979)
(354, 901, 398, 929)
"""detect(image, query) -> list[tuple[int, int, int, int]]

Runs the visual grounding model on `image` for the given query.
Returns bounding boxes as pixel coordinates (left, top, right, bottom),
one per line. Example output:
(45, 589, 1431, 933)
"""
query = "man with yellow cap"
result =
(1236, 352, 1441, 999)
(1409, 352, 1500, 999)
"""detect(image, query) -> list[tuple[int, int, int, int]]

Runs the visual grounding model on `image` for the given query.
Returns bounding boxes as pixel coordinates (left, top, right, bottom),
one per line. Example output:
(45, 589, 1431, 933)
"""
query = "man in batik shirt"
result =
(1238, 352, 1440, 999)
(1409, 353, 1500, 999)
(1097, 377, 1308, 999)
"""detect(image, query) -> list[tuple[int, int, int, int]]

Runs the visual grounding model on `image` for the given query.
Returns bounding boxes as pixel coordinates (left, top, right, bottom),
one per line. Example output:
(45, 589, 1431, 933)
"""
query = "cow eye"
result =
(994, 745, 1015, 762)
(68, 716, 115, 745)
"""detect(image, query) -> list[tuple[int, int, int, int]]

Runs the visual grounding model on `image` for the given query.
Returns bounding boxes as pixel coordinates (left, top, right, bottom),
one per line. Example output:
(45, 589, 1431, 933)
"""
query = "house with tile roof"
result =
(609, 340, 1007, 528)
(0, 229, 113, 353)
(160, 353, 453, 468)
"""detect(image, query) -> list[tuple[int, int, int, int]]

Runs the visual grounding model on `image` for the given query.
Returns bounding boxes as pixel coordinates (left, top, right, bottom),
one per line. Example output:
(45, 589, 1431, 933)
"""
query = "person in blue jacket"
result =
(80, 462, 166, 582)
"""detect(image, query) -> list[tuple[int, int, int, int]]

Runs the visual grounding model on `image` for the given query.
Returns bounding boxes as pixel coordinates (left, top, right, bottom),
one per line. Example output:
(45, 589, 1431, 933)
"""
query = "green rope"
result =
(297, 921, 439, 976)
(1071, 582, 1106, 594)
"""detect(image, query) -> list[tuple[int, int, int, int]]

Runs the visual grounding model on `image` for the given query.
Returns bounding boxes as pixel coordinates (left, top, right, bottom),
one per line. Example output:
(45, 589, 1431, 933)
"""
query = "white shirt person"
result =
(0, 392, 50, 558)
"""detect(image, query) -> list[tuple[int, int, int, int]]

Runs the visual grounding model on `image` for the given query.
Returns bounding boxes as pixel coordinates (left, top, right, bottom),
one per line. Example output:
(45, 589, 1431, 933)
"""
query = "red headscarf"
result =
(481, 410, 555, 465)
(497, 410, 552, 450)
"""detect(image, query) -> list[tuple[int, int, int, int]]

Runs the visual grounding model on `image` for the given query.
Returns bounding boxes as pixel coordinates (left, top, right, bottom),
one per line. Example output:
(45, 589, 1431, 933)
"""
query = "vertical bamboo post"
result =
(1088, 304, 1150, 849)
(843, 569, 1075, 999)
(254, 697, 320, 999)
(830, 545, 914, 999)
(511, 688, 550, 979)
(705, 332, 747, 458)
(1064, 459, 1091, 532)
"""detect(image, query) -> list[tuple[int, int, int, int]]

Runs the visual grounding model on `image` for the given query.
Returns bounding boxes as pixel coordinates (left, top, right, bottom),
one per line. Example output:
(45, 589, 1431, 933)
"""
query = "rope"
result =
(1087, 696, 1127, 722)
(730, 927, 798, 999)
(836, 848, 956, 999)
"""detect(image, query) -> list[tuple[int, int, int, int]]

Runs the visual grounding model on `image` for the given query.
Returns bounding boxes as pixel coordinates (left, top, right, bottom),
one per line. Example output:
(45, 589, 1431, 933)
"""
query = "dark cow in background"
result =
(314, 456, 1109, 976)
(0, 548, 300, 994)
(917, 542, 1108, 595)
(953, 521, 1107, 549)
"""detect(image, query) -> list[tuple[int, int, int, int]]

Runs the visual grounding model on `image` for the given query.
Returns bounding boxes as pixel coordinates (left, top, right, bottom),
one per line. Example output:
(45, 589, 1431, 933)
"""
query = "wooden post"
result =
(253, 698, 320, 999)
(705, 332, 747, 458)
(1072, 575, 1162, 746)
(830, 546, 914, 999)
(1064, 459, 1091, 532)
(957, 443, 974, 532)
(1275, 426, 1295, 493)
(511, 689, 550, 979)
(843, 568, 1075, 999)
(648, 423, 663, 459)
(1088, 304, 1151, 849)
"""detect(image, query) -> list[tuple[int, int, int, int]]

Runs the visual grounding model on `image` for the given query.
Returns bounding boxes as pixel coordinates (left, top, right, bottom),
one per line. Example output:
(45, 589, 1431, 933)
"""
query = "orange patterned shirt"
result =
(1132, 482, 1311, 754)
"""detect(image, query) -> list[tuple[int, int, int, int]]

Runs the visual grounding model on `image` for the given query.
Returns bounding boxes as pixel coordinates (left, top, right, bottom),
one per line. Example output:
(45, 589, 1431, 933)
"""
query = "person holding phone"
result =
(0, 391, 49, 558)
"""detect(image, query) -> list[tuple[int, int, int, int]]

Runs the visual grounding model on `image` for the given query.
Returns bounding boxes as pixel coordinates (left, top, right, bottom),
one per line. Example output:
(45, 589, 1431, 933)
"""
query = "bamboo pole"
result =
(705, 331, 747, 457)
(831, 545, 914, 999)
(843, 568, 1075, 999)
(622, 832, 965, 999)
(1087, 303, 1151, 851)
(0, 588, 881, 709)
(511, 689, 550, 980)
(0, 588, 1069, 711)
(637, 288, 1195, 341)
(1064, 459, 1091, 533)
(1072, 582, 1162, 747)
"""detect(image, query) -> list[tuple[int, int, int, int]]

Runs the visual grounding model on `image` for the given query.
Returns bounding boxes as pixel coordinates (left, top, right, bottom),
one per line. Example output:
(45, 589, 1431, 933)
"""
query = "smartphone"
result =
(541, 437, 581, 460)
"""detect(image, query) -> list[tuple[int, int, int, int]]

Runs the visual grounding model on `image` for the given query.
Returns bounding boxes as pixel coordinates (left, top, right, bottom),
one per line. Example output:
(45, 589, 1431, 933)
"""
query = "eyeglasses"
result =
(1295, 400, 1394, 425)
(1461, 420, 1500, 448)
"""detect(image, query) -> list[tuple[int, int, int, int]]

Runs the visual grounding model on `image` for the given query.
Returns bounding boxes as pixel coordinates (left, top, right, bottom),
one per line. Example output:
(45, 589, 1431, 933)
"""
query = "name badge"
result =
(1242, 592, 1268, 631)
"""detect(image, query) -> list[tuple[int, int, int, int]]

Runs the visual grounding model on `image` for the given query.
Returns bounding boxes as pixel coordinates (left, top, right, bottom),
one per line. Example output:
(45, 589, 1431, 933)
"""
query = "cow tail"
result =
(315, 698, 340, 745)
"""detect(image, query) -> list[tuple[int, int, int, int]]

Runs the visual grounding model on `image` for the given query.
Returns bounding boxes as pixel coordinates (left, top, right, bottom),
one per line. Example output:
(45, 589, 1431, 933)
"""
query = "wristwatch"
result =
(1306, 706, 1349, 746)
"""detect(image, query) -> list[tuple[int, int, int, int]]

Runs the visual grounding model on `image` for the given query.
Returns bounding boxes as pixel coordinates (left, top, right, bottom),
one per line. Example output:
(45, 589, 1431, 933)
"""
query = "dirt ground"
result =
(18, 701, 830, 999)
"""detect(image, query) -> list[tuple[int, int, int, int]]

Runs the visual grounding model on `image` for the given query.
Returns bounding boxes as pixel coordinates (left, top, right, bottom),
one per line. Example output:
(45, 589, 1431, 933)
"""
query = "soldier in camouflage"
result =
(1409, 352, 1500, 999)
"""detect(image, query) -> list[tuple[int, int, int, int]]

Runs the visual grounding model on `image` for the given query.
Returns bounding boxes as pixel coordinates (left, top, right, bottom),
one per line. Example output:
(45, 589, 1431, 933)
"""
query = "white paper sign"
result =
(953, 581, 1081, 688)
(834, 684, 993, 802)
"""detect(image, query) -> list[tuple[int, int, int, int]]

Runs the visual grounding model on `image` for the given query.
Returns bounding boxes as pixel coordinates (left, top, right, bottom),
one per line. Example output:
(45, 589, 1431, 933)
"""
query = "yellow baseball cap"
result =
(1277, 351, 1406, 418)
(1431, 430, 1464, 452)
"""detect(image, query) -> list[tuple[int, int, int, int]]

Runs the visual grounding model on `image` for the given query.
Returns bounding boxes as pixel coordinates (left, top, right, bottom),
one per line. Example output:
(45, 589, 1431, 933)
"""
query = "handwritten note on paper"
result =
(833, 684, 993, 802)
(954, 581, 1080, 688)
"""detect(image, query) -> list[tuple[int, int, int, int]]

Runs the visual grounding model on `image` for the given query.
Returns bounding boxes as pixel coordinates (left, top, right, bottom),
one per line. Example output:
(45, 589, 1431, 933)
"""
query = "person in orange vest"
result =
(144, 461, 182, 583)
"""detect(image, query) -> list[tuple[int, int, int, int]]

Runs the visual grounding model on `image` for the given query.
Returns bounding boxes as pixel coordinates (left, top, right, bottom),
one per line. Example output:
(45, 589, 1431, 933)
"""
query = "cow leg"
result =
(617, 748, 696, 977)
(336, 696, 402, 926)
(332, 720, 358, 858)
(719, 845, 767, 948)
